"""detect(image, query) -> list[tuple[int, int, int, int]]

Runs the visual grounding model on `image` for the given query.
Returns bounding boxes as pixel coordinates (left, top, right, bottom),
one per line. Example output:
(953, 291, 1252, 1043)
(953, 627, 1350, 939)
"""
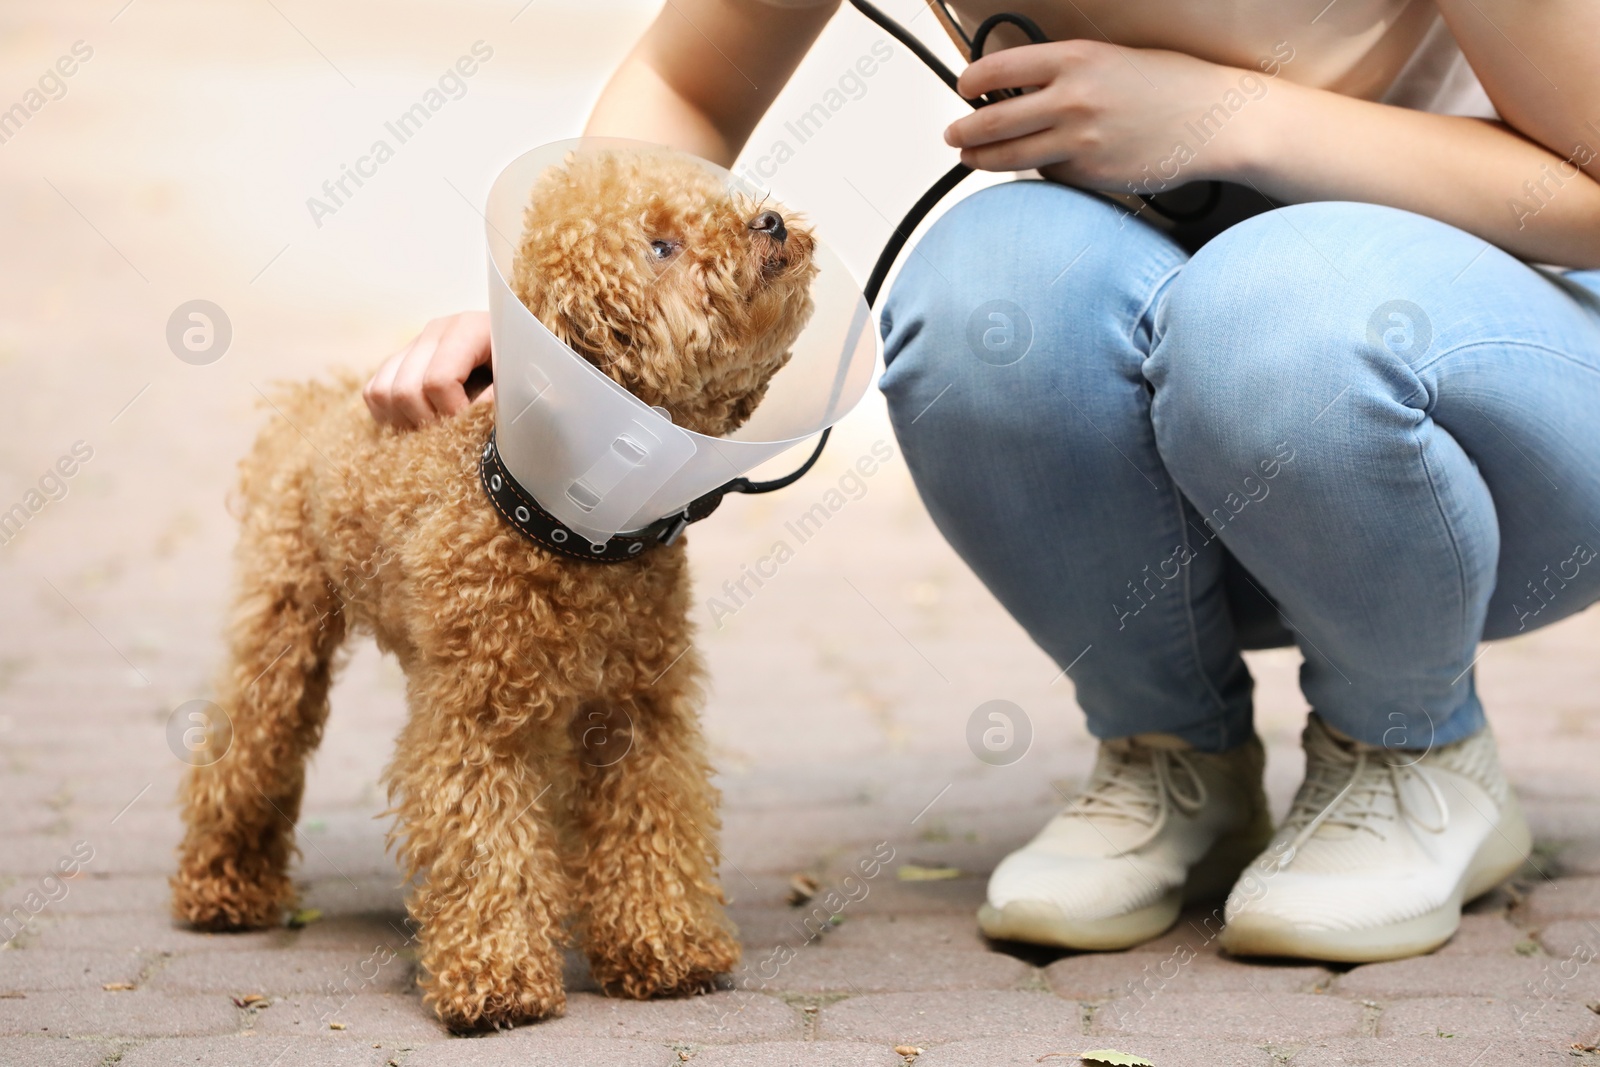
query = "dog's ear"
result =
(509, 254, 642, 381)
(543, 301, 645, 380)
(724, 381, 769, 431)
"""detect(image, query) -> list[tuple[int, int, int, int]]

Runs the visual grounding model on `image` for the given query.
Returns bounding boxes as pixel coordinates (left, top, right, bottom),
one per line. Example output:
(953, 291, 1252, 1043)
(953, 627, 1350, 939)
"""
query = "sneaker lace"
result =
(1272, 723, 1449, 870)
(1064, 740, 1208, 855)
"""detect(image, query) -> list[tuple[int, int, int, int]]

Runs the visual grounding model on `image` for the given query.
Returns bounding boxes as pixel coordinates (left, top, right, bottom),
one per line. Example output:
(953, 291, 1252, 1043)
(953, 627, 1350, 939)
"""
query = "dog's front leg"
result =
(389, 699, 570, 1032)
(570, 669, 741, 1000)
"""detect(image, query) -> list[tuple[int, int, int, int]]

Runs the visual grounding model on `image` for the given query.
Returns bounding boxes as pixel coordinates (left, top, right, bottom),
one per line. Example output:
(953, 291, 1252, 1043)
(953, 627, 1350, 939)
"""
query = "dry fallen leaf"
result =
(1587, 1001, 1600, 1015)
(329, 1021, 347, 1030)
(896, 864, 961, 882)
(102, 983, 136, 992)
(894, 1044, 924, 1057)
(287, 907, 323, 929)
(230, 993, 267, 1007)
(787, 873, 820, 907)
(1082, 1052, 1155, 1066)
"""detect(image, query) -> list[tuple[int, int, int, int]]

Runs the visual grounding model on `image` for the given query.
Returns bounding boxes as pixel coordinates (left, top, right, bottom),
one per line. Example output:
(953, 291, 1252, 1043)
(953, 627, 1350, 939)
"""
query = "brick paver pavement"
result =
(4, 1, 1599, 1064)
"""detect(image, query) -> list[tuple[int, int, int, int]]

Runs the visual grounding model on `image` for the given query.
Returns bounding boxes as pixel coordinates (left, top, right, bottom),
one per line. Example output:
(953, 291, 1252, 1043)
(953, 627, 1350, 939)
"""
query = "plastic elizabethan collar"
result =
(485, 137, 878, 547)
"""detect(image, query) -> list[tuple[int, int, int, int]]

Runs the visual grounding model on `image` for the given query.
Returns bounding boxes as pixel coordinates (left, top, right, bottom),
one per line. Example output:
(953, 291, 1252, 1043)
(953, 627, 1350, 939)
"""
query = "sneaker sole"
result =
(978, 891, 1184, 952)
(977, 807, 1276, 952)
(1219, 792, 1532, 963)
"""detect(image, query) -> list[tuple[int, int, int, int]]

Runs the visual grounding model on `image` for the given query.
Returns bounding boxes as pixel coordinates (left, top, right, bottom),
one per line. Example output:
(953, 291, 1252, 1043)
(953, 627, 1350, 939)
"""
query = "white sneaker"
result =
(979, 734, 1273, 950)
(1221, 714, 1530, 963)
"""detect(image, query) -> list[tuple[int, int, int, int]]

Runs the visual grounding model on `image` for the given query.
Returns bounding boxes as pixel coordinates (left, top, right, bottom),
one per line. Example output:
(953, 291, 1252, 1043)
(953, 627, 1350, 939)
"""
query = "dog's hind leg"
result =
(172, 473, 347, 931)
(571, 659, 741, 1000)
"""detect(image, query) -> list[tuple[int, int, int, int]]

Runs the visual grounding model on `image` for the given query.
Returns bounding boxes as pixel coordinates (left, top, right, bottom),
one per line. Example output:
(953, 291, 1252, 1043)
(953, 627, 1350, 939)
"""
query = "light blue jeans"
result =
(880, 181, 1600, 752)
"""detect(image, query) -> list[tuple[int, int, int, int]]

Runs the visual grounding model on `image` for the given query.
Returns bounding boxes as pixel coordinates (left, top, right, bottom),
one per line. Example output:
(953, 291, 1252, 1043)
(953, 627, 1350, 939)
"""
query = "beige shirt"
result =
(1379, 11, 1497, 117)
(943, 0, 1495, 118)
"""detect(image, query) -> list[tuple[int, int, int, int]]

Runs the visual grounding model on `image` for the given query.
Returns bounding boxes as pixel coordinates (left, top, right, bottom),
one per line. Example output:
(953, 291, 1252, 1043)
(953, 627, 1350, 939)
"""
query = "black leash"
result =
(721, 0, 1219, 502)
(488, 0, 1219, 561)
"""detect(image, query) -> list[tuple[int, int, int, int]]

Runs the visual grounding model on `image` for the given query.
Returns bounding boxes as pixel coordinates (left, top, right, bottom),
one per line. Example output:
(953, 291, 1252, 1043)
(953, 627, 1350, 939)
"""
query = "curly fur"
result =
(170, 148, 818, 1031)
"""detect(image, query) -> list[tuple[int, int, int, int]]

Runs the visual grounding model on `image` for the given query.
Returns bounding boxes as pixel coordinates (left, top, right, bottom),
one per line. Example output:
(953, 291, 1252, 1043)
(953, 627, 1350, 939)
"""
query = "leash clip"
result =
(659, 511, 691, 546)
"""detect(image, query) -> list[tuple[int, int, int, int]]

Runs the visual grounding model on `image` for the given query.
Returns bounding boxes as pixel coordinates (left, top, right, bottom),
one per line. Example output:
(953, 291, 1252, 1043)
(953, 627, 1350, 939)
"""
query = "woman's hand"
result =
(944, 40, 1252, 190)
(363, 311, 493, 428)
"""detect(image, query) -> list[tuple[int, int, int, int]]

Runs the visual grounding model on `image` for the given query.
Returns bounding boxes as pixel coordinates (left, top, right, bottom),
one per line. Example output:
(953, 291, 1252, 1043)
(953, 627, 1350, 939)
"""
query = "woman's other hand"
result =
(363, 311, 493, 428)
(943, 41, 1254, 190)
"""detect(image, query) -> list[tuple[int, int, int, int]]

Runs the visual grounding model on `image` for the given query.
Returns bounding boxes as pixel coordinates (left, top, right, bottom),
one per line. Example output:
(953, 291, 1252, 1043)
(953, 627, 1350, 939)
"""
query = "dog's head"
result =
(509, 149, 818, 437)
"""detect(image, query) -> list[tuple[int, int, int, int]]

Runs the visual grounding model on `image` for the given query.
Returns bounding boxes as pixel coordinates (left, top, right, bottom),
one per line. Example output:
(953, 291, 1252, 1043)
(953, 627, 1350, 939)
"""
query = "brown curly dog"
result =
(171, 148, 818, 1030)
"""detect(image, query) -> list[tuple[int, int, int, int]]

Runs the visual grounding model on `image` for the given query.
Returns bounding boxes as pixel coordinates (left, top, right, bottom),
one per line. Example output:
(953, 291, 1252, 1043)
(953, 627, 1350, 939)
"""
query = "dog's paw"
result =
(170, 868, 292, 931)
(589, 924, 741, 1000)
(425, 964, 567, 1032)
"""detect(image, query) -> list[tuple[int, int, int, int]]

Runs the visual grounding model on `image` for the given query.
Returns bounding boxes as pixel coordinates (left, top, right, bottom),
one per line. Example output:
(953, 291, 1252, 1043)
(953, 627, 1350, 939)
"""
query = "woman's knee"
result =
(1146, 201, 1476, 464)
(879, 180, 1185, 433)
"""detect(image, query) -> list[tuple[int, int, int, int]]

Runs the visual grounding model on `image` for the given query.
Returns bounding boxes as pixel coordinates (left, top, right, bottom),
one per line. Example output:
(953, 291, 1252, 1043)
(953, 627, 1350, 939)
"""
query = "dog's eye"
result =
(649, 240, 679, 261)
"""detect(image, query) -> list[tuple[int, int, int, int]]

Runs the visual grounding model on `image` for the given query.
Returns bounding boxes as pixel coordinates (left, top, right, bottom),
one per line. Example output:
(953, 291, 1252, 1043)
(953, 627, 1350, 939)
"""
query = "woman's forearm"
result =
(1231, 79, 1600, 269)
(584, 50, 741, 165)
(583, 0, 839, 167)
(947, 37, 1599, 269)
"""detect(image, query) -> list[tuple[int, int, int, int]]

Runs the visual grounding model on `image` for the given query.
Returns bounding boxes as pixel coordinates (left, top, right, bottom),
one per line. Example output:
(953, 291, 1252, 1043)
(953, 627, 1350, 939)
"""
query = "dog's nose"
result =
(748, 210, 787, 243)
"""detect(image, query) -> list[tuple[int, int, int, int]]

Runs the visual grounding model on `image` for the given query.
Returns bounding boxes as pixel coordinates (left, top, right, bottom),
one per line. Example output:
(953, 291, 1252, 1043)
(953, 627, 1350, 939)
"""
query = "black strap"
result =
(479, 432, 723, 563)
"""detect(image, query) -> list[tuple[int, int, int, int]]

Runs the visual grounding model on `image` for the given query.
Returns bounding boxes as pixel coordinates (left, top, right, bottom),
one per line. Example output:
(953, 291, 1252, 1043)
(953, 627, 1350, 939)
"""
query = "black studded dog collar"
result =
(478, 431, 724, 563)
